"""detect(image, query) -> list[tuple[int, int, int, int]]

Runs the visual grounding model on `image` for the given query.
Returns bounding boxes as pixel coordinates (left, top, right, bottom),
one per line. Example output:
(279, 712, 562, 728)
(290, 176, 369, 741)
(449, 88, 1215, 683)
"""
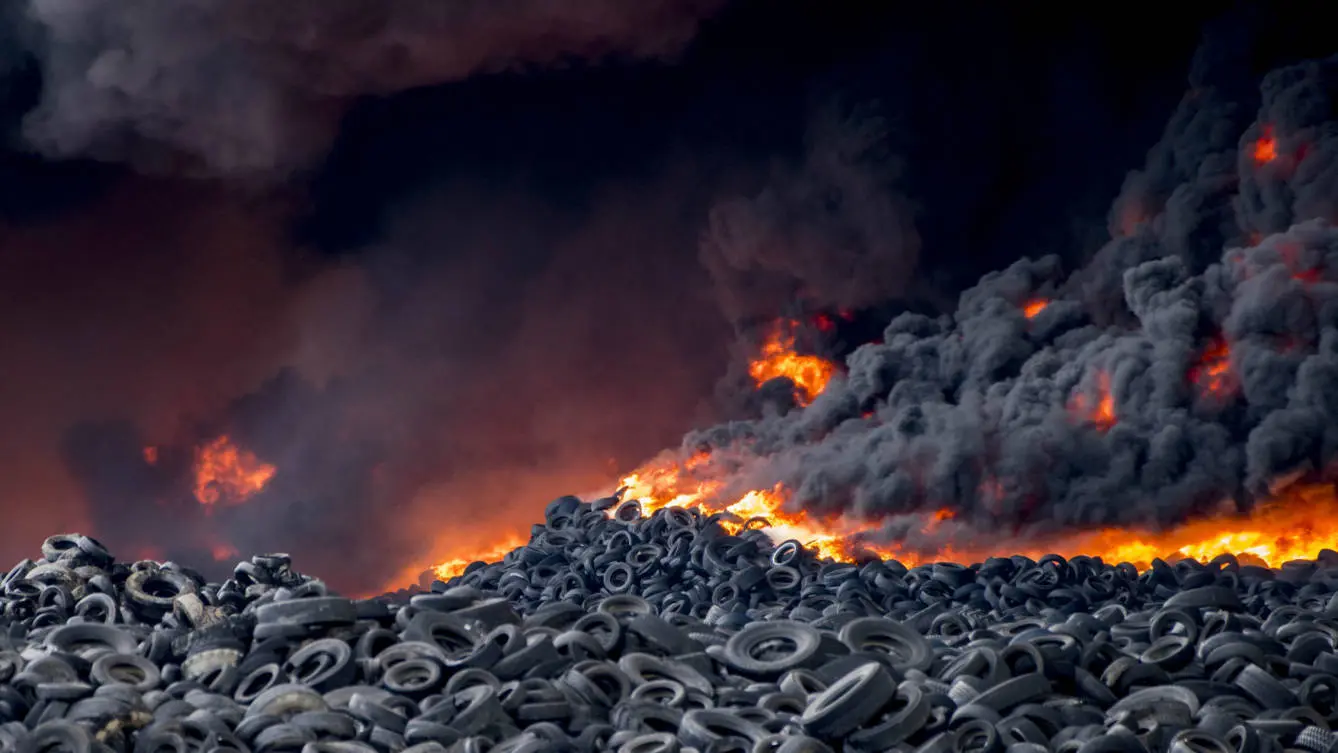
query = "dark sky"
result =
(1, 0, 1330, 592)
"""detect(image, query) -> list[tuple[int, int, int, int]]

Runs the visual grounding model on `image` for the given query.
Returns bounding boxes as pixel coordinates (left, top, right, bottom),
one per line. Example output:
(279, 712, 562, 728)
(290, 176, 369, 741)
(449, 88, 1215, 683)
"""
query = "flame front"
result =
(616, 457, 1338, 572)
(428, 309, 1338, 588)
(433, 355, 1338, 581)
(1080, 485, 1338, 567)
(617, 470, 876, 564)
(193, 435, 276, 508)
(436, 438, 1338, 585)
(748, 319, 837, 406)
(431, 533, 528, 581)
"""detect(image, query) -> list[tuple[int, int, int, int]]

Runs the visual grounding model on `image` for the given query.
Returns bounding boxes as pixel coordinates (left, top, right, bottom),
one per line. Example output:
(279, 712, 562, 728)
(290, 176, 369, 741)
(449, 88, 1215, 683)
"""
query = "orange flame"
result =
(1191, 338, 1234, 398)
(617, 456, 966, 565)
(1079, 488, 1337, 568)
(1022, 299, 1048, 319)
(211, 542, 239, 562)
(421, 310, 1337, 592)
(620, 465, 1338, 570)
(143, 446, 158, 465)
(618, 459, 1338, 573)
(431, 533, 528, 581)
(748, 320, 838, 406)
(1254, 125, 1277, 164)
(193, 435, 276, 508)
(431, 456, 1338, 590)
(1069, 371, 1116, 430)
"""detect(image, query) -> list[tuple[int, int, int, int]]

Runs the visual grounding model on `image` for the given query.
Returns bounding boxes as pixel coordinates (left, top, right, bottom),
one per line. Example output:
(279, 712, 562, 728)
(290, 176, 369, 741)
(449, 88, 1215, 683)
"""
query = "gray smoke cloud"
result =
(2, 0, 743, 595)
(667, 52, 1338, 554)
(33, 172, 734, 596)
(15, 2, 1328, 592)
(12, 0, 724, 175)
(700, 102, 922, 327)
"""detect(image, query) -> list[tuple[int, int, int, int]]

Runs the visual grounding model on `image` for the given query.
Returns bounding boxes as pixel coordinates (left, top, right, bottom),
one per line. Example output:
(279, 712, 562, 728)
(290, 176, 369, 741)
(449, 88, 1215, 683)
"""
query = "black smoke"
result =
(4, 1, 1325, 593)
(698, 103, 921, 327)
(671, 47, 1338, 556)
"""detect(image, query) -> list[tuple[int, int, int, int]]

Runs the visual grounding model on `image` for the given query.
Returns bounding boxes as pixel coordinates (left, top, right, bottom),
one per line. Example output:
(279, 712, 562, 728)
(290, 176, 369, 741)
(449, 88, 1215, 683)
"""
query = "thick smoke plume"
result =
(12, 176, 735, 595)
(700, 103, 922, 327)
(675, 51, 1338, 555)
(1, 0, 735, 594)
(5, 3, 1326, 595)
(12, 0, 724, 176)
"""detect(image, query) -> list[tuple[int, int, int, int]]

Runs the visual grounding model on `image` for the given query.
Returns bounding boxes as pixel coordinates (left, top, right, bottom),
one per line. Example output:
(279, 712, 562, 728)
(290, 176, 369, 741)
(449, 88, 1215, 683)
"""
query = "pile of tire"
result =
(4, 495, 1338, 753)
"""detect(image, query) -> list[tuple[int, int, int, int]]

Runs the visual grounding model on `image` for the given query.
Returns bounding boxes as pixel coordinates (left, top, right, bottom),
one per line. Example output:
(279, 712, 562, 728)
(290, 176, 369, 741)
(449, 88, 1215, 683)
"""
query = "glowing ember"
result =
(143, 446, 158, 465)
(1279, 240, 1324, 283)
(193, 435, 276, 508)
(748, 320, 838, 406)
(1254, 125, 1277, 164)
(1190, 338, 1234, 397)
(1069, 371, 1116, 430)
(1022, 299, 1048, 318)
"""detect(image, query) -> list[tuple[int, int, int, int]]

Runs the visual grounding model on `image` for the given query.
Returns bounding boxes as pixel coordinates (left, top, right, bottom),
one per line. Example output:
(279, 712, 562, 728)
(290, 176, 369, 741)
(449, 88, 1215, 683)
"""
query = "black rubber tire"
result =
(723, 621, 825, 679)
(800, 662, 897, 738)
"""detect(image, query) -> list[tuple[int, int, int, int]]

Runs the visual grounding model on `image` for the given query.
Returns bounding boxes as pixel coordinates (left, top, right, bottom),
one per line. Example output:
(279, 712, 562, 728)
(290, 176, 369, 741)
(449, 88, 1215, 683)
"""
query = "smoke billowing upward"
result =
(11, 169, 737, 594)
(2, 0, 739, 593)
(672, 48, 1338, 559)
(700, 103, 921, 328)
(4, 1, 1333, 593)
(13, 0, 725, 177)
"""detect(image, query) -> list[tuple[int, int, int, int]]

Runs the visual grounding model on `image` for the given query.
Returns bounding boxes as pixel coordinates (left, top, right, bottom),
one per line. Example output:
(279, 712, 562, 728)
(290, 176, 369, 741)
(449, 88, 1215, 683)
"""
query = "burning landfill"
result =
(10, 4, 1338, 752)
(413, 56, 1338, 582)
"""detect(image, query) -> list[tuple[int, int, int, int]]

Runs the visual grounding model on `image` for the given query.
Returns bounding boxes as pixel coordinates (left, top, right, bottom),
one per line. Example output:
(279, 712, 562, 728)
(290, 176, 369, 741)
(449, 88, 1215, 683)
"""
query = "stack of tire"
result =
(2, 495, 1338, 752)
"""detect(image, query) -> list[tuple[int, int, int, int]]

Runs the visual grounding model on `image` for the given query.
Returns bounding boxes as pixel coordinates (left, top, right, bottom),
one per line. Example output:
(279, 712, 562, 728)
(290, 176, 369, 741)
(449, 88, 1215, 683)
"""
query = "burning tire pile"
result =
(6, 500, 1338, 753)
